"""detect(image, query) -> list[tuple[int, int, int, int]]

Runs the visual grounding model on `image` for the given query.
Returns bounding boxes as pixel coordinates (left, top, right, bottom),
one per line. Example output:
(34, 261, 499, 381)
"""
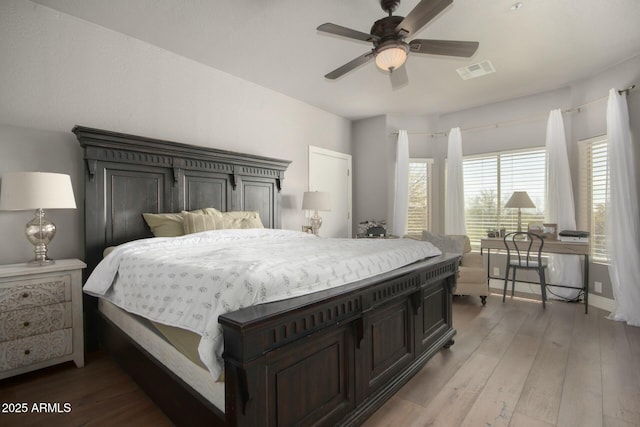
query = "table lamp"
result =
(504, 191, 535, 233)
(0, 172, 76, 266)
(302, 191, 331, 236)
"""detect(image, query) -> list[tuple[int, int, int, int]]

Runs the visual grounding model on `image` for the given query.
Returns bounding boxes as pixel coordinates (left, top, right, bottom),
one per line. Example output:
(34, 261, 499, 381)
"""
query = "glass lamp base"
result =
(25, 209, 56, 266)
(310, 211, 323, 236)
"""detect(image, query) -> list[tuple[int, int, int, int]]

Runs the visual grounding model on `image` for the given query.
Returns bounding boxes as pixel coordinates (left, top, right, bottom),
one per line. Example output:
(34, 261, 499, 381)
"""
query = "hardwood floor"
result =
(1, 293, 638, 426)
(0, 353, 172, 427)
(364, 293, 640, 427)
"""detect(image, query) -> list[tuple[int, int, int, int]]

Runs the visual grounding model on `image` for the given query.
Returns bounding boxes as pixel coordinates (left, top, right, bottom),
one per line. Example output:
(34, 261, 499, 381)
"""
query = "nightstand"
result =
(0, 259, 86, 379)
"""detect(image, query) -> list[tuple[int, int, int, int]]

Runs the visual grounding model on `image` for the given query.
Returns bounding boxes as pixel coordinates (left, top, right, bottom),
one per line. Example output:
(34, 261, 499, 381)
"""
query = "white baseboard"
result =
(488, 279, 615, 313)
(587, 293, 616, 313)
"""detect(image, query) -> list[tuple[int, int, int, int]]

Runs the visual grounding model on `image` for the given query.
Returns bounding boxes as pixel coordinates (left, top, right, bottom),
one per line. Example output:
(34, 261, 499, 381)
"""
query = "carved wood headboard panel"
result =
(74, 126, 291, 276)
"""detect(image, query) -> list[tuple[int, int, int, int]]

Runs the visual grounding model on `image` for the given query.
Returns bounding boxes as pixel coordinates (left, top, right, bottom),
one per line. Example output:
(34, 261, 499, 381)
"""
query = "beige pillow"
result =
(142, 212, 186, 237)
(182, 211, 222, 234)
(201, 207, 224, 223)
(221, 211, 264, 229)
(102, 246, 117, 258)
(143, 208, 222, 237)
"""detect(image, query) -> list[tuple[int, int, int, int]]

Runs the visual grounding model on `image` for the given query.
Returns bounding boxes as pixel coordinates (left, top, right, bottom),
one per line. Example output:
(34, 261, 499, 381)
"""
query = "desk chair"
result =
(503, 232, 548, 308)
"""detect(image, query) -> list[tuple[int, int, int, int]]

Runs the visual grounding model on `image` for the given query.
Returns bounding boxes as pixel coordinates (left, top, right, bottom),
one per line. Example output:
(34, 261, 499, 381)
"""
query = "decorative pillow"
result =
(201, 207, 225, 226)
(143, 208, 221, 237)
(142, 212, 186, 237)
(221, 211, 264, 229)
(182, 211, 221, 234)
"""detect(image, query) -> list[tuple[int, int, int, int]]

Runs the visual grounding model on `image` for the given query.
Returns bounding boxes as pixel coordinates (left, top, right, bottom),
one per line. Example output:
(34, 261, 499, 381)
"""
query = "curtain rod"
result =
(392, 84, 637, 137)
(619, 84, 636, 95)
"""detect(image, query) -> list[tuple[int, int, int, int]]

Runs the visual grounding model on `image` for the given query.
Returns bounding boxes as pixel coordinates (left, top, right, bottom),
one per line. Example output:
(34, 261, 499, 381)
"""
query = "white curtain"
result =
(445, 127, 466, 235)
(545, 109, 582, 299)
(392, 130, 409, 236)
(606, 88, 640, 326)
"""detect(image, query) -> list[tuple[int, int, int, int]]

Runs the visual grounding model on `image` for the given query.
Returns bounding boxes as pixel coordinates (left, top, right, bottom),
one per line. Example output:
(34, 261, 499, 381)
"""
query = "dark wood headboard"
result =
(74, 126, 291, 276)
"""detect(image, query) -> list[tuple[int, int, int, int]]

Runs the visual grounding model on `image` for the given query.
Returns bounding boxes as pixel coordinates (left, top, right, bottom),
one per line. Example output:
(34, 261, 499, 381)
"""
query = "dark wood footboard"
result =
(220, 254, 458, 426)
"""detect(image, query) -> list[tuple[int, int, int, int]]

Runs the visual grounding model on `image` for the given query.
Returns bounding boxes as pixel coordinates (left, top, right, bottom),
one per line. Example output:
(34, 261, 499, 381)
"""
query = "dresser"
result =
(0, 259, 86, 379)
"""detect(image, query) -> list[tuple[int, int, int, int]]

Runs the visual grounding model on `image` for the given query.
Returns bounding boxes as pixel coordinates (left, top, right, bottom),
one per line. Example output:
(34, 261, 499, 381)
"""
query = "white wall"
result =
(0, 0, 351, 264)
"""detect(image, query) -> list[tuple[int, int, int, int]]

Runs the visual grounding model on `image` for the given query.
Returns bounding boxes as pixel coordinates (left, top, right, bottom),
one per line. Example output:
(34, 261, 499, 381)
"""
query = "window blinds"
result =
(407, 159, 433, 234)
(463, 148, 546, 248)
(579, 136, 609, 262)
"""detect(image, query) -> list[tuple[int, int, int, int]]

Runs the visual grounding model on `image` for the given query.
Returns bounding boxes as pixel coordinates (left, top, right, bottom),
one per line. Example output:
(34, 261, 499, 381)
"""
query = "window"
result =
(579, 136, 608, 262)
(407, 159, 433, 234)
(463, 148, 546, 248)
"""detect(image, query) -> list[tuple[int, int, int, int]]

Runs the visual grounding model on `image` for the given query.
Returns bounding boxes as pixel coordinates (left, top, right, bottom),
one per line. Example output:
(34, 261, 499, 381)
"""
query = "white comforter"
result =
(84, 229, 441, 379)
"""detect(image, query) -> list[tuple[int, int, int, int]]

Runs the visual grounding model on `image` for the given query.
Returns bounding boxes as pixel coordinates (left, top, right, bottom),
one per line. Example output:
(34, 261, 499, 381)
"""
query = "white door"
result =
(309, 146, 352, 238)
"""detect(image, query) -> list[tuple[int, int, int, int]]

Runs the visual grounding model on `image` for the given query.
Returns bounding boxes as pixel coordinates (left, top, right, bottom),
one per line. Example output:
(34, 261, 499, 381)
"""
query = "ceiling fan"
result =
(317, 0, 479, 86)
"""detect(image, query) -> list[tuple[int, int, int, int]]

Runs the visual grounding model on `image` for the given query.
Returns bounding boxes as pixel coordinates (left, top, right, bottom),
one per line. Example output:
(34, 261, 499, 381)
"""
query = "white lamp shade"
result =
(302, 191, 331, 212)
(504, 191, 535, 209)
(375, 46, 407, 72)
(0, 172, 77, 210)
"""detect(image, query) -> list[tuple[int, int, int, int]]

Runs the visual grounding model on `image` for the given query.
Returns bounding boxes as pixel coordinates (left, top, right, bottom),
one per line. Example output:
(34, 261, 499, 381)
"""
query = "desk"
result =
(480, 238, 590, 313)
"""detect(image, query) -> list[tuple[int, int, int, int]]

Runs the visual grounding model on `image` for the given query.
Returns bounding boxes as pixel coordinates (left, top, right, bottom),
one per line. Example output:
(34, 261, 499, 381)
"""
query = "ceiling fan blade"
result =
(409, 39, 479, 57)
(396, 0, 453, 37)
(390, 65, 409, 90)
(324, 52, 374, 80)
(317, 23, 377, 43)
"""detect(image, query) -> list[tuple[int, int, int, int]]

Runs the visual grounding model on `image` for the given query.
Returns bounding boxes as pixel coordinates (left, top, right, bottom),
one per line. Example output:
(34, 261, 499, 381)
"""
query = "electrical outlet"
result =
(493, 267, 500, 276)
(594, 281, 602, 293)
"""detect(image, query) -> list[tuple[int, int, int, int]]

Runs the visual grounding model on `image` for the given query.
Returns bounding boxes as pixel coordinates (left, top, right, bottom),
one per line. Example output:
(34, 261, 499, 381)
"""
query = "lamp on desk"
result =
(504, 191, 535, 233)
(0, 172, 77, 266)
(302, 191, 331, 236)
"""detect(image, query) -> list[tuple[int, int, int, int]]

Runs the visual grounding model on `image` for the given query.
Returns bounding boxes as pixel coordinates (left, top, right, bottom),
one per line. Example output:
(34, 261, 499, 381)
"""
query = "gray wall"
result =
(0, 0, 352, 265)
(352, 114, 442, 235)
(352, 54, 640, 299)
(352, 116, 388, 231)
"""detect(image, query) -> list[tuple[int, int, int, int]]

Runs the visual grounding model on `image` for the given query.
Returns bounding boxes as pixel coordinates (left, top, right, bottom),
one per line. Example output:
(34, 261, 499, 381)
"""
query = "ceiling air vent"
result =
(456, 60, 496, 80)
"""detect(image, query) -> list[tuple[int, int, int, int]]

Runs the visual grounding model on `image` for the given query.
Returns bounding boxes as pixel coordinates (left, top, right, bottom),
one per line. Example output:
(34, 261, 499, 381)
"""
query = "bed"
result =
(75, 125, 459, 427)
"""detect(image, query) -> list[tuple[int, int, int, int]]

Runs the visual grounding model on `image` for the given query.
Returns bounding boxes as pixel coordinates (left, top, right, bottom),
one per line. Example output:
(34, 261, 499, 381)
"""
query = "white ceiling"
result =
(32, 0, 640, 120)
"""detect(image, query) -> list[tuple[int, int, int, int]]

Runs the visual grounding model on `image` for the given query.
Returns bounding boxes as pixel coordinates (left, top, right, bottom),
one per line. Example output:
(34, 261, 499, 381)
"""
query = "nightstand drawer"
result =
(0, 329, 72, 370)
(0, 276, 70, 312)
(0, 302, 72, 341)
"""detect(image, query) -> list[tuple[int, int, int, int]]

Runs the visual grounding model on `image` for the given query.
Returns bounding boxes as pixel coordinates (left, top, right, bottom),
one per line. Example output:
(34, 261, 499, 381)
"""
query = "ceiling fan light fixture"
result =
(375, 44, 408, 72)
(318, 0, 479, 80)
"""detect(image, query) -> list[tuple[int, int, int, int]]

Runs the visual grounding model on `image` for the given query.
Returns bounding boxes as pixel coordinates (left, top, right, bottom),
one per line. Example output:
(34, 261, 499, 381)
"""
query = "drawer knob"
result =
(24, 349, 31, 355)
(23, 321, 30, 327)
(21, 292, 30, 298)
